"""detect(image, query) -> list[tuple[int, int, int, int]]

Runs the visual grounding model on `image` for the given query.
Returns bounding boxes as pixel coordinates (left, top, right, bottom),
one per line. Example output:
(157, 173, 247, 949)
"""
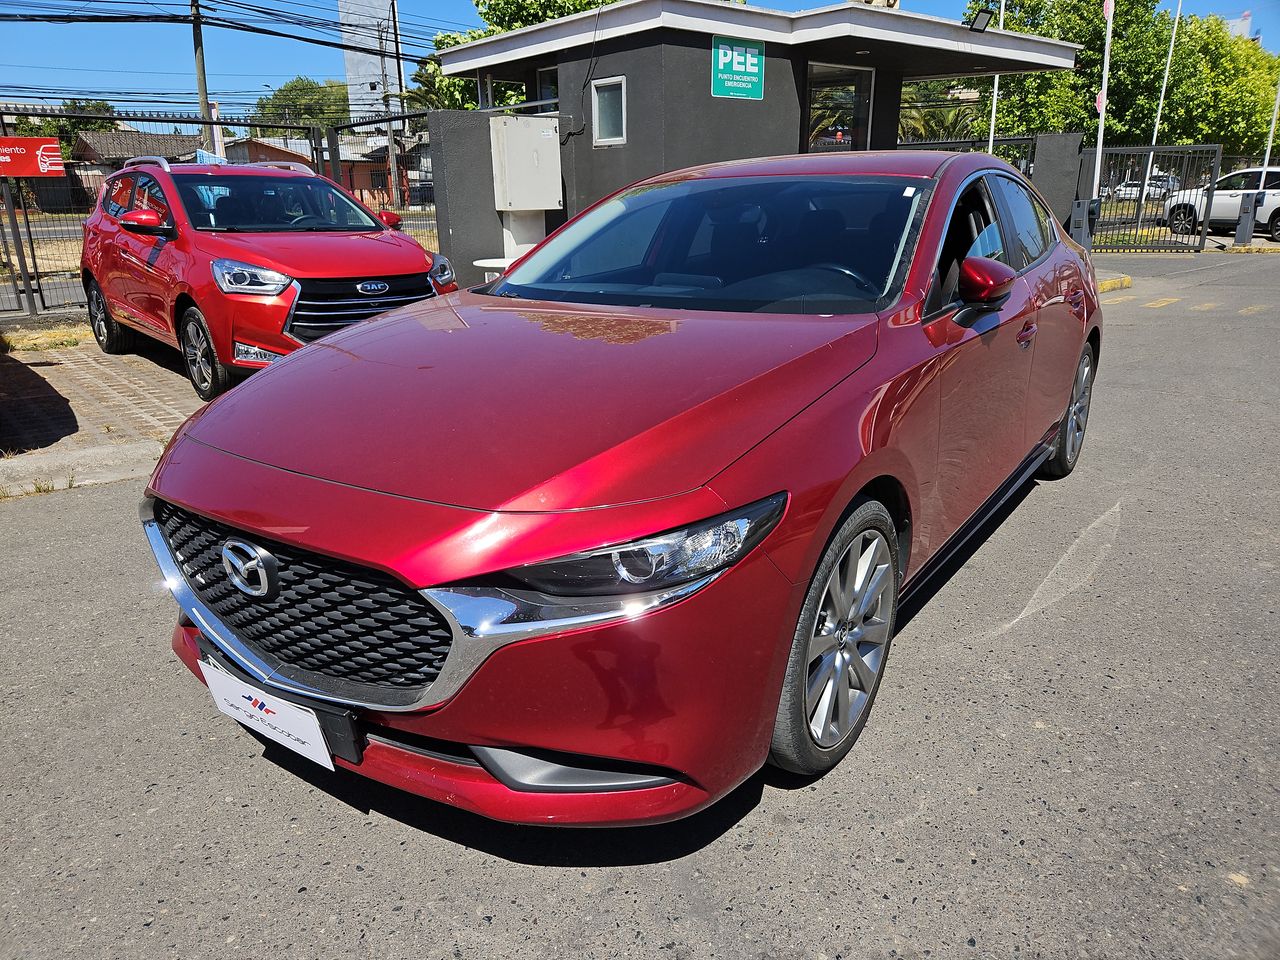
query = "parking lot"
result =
(0, 253, 1277, 959)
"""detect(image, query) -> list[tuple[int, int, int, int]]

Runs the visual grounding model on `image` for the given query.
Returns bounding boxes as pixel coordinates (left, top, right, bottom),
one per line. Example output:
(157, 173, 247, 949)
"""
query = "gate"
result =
(0, 108, 322, 316)
(1089, 144, 1221, 253)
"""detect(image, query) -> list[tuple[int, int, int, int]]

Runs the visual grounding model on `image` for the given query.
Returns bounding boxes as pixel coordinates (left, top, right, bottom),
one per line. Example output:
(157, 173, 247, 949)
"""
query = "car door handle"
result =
(1016, 321, 1037, 347)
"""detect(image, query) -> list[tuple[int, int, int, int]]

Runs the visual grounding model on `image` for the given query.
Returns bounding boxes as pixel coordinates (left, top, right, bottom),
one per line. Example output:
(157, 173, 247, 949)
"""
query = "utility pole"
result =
(1091, 0, 1116, 201)
(1135, 0, 1180, 237)
(1262, 71, 1280, 181)
(191, 0, 213, 149)
(986, 0, 1006, 153)
(377, 22, 401, 208)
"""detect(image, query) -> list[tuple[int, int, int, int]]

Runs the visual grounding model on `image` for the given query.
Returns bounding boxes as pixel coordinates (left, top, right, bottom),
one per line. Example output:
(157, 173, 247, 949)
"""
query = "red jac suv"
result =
(141, 152, 1102, 826)
(81, 158, 457, 399)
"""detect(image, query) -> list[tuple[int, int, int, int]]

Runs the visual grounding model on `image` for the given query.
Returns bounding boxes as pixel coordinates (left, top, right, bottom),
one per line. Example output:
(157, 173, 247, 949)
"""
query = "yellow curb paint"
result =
(1096, 275, 1133, 293)
(1219, 247, 1280, 254)
(1102, 295, 1135, 304)
(1144, 298, 1182, 308)
(1238, 305, 1267, 315)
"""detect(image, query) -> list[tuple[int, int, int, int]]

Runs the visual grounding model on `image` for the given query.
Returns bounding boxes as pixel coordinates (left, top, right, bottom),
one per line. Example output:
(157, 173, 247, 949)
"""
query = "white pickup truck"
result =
(1162, 167, 1280, 241)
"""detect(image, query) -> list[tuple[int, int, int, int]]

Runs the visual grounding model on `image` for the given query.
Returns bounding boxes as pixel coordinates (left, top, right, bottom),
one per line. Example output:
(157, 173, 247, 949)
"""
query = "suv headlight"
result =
(424, 493, 786, 641)
(428, 254, 454, 288)
(212, 258, 292, 296)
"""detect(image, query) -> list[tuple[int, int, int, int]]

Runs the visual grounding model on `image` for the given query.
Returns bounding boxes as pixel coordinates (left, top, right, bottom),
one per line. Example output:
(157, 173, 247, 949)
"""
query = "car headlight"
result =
(424, 493, 786, 642)
(428, 254, 454, 288)
(211, 258, 292, 297)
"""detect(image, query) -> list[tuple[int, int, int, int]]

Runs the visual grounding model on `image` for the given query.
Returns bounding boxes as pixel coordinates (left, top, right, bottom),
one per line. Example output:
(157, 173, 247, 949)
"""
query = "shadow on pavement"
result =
(128, 334, 188, 379)
(257, 739, 763, 865)
(0, 351, 78, 453)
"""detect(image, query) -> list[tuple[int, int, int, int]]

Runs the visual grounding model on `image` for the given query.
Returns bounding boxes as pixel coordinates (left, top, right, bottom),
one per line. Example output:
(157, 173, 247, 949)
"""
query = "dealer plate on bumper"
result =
(199, 659, 334, 770)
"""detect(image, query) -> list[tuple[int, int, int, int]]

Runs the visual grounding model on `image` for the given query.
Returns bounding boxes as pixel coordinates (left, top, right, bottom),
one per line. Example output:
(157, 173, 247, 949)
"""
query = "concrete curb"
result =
(0, 439, 164, 500)
(1214, 246, 1280, 254)
(1096, 274, 1132, 293)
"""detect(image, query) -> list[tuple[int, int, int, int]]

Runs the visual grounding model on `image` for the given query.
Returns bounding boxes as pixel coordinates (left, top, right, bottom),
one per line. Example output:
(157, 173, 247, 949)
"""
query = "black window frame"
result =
(922, 172, 1007, 320)
(129, 173, 176, 227)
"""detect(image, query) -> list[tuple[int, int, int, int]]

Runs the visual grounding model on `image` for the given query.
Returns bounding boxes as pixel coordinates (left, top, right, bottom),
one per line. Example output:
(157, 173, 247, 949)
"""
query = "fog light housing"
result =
(233, 342, 284, 364)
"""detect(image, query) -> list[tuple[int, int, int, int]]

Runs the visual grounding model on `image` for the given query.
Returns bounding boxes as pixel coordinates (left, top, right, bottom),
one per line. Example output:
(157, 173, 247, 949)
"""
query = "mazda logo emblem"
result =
(220, 539, 279, 600)
(357, 280, 390, 295)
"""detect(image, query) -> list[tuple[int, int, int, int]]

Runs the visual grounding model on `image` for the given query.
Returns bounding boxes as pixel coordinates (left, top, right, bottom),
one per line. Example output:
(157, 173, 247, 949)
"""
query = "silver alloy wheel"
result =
(1064, 351, 1093, 464)
(89, 287, 109, 344)
(805, 529, 894, 747)
(183, 320, 213, 393)
(1170, 207, 1196, 235)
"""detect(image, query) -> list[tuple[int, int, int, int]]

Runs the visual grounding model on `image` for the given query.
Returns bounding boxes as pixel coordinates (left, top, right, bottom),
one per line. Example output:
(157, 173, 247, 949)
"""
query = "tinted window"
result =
(990, 176, 1050, 269)
(169, 174, 379, 232)
(1265, 171, 1280, 190)
(132, 176, 172, 225)
(490, 176, 930, 314)
(103, 176, 134, 218)
(1217, 172, 1255, 192)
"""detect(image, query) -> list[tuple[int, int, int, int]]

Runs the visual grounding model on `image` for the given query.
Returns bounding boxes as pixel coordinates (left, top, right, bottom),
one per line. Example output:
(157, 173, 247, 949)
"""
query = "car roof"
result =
(112, 163, 315, 178)
(647, 151, 960, 185)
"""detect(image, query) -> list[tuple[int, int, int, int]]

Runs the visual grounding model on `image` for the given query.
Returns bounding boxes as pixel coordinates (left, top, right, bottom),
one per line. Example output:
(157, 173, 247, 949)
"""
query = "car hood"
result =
(182, 291, 879, 512)
(196, 229, 431, 278)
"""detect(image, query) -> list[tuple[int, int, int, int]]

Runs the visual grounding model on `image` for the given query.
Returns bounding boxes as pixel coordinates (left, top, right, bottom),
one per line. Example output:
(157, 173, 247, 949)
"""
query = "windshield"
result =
(488, 175, 931, 314)
(170, 174, 381, 232)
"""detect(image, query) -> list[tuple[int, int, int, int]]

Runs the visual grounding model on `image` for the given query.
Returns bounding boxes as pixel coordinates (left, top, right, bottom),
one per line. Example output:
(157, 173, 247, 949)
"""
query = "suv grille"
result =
(154, 500, 454, 697)
(288, 272, 435, 343)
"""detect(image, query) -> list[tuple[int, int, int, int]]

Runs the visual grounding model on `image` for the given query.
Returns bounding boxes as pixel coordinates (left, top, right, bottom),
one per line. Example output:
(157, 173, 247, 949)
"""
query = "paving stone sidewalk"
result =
(0, 342, 201, 497)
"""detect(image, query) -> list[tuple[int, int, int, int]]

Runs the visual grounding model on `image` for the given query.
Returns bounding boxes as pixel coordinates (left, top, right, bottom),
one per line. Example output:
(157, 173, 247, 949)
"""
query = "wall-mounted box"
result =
(489, 115, 563, 211)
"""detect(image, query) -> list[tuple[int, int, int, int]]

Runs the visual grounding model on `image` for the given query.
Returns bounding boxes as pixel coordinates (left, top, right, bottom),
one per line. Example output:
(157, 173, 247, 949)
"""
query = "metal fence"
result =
(1089, 144, 1221, 253)
(896, 136, 1036, 173)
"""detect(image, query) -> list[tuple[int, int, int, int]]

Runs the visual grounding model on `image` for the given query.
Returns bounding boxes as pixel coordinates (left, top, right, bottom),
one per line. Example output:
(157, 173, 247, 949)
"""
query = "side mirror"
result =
(378, 210, 402, 229)
(957, 255, 1017, 308)
(120, 209, 172, 237)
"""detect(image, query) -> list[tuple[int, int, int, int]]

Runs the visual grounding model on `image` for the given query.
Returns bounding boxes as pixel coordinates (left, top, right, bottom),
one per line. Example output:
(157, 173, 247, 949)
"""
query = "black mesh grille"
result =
(288, 272, 435, 343)
(154, 500, 453, 692)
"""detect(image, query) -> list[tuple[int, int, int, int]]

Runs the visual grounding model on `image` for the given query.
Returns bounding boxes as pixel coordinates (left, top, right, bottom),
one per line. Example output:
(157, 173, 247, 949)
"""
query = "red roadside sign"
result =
(0, 137, 66, 177)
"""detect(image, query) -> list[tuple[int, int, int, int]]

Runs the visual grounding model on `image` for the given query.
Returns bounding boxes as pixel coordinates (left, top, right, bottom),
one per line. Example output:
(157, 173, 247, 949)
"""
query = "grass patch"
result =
(0, 324, 91, 351)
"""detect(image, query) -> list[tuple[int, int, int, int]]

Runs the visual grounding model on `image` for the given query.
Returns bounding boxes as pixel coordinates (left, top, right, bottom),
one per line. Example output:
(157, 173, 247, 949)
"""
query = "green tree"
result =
(253, 77, 350, 132)
(13, 99, 116, 159)
(407, 0, 599, 112)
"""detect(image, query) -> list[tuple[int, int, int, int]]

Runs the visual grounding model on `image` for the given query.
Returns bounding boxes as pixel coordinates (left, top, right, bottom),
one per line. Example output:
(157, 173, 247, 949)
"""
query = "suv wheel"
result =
(1269, 211, 1280, 244)
(1040, 341, 1095, 479)
(1168, 205, 1197, 236)
(769, 500, 899, 776)
(87, 279, 133, 354)
(180, 306, 231, 401)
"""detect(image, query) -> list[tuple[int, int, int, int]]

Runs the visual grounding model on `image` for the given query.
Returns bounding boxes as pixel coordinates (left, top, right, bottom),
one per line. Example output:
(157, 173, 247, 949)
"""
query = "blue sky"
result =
(0, 0, 1274, 116)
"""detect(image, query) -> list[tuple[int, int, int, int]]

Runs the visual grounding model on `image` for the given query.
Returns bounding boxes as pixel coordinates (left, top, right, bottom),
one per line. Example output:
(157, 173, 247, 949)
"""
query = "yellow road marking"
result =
(1191, 303, 1219, 312)
(1238, 304, 1267, 315)
(1144, 298, 1182, 308)
(1102, 295, 1135, 304)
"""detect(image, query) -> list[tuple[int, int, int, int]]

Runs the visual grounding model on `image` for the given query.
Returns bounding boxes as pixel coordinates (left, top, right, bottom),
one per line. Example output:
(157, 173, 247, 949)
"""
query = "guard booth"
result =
(436, 0, 1079, 226)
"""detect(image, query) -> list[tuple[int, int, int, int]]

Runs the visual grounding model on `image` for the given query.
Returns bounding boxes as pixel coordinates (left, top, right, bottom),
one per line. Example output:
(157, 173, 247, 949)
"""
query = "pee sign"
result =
(0, 137, 65, 177)
(712, 36, 765, 100)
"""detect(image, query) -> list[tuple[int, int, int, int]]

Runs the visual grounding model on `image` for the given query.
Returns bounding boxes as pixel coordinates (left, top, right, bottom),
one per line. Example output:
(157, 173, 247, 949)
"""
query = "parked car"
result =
(1110, 179, 1167, 201)
(1161, 167, 1280, 240)
(81, 157, 457, 399)
(140, 151, 1102, 826)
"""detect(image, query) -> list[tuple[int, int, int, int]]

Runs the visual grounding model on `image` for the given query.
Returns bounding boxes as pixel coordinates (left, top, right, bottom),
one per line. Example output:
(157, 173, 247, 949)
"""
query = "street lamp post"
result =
(987, 0, 1006, 153)
(1135, 0, 1181, 238)
(1090, 0, 1116, 201)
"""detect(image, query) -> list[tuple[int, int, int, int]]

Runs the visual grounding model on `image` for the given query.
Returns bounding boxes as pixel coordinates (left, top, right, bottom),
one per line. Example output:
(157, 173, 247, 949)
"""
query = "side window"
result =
(1264, 171, 1280, 190)
(103, 176, 134, 218)
(990, 176, 1049, 269)
(1217, 172, 1253, 192)
(926, 180, 1005, 314)
(1032, 195, 1059, 245)
(131, 176, 173, 225)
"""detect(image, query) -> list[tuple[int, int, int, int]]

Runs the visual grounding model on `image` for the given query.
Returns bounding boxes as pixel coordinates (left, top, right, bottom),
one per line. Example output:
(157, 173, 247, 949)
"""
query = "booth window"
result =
(537, 66, 559, 104)
(806, 63, 873, 152)
(592, 76, 627, 146)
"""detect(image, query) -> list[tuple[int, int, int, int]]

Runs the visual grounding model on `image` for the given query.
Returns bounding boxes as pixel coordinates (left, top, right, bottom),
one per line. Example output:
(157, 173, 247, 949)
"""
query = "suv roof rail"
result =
(123, 156, 172, 172)
(251, 161, 313, 174)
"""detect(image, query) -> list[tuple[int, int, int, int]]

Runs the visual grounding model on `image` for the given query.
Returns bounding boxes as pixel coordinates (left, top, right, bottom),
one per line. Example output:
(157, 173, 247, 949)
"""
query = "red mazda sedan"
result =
(141, 152, 1101, 826)
(81, 159, 457, 400)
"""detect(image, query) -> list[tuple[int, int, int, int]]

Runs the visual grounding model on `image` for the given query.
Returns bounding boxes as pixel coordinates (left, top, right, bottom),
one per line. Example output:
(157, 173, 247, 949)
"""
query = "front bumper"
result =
(145, 441, 801, 826)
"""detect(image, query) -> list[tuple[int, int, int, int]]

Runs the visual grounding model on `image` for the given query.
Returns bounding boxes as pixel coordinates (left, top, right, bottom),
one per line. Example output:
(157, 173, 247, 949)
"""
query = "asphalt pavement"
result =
(1, 252, 1277, 959)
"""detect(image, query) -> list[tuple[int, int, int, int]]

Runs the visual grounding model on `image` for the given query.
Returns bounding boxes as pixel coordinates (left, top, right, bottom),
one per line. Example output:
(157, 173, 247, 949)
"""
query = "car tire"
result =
(1168, 205, 1197, 236)
(1039, 341, 1096, 480)
(1269, 211, 1280, 244)
(86, 278, 133, 354)
(769, 499, 899, 776)
(180, 306, 231, 401)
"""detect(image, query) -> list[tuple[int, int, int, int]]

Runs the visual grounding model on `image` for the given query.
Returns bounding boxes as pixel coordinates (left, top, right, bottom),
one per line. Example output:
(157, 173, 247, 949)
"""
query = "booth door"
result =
(806, 63, 874, 153)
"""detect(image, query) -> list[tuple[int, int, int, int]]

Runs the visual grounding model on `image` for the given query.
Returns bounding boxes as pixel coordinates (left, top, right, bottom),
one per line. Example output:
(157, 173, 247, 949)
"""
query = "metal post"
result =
(1, 179, 37, 316)
(378, 31, 402, 208)
(1262, 71, 1279, 181)
(1091, 0, 1116, 201)
(987, 0, 1006, 154)
(1135, 0, 1181, 239)
(191, 0, 213, 150)
(325, 126, 343, 184)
